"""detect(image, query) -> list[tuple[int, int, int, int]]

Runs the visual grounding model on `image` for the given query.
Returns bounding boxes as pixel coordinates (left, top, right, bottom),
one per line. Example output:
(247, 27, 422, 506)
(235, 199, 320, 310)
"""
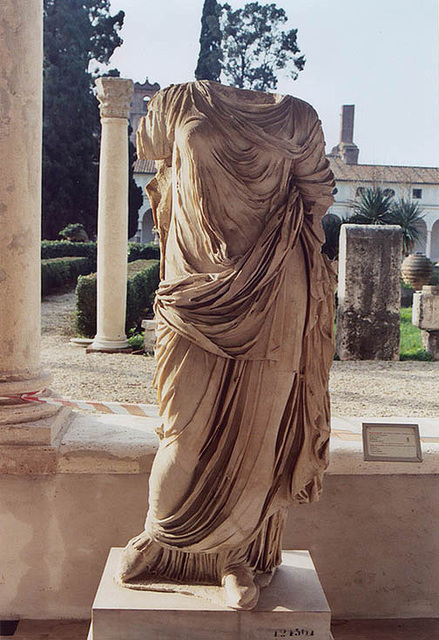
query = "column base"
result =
(0, 406, 72, 473)
(87, 337, 131, 353)
(0, 371, 58, 424)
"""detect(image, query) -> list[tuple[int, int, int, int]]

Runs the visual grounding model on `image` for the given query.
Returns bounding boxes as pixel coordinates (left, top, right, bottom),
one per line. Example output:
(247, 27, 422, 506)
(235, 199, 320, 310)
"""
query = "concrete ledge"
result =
(58, 413, 159, 474)
(53, 412, 438, 476)
(330, 416, 439, 475)
(0, 410, 437, 475)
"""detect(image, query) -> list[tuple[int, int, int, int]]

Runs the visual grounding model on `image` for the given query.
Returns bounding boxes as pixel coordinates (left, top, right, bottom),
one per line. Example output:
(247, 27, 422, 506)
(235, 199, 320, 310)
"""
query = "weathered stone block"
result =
(421, 330, 439, 360)
(141, 318, 156, 353)
(412, 286, 439, 330)
(336, 224, 402, 360)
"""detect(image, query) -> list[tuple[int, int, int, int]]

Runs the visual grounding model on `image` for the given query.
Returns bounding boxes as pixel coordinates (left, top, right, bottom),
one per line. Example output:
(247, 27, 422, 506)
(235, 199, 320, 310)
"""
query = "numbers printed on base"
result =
(273, 630, 315, 637)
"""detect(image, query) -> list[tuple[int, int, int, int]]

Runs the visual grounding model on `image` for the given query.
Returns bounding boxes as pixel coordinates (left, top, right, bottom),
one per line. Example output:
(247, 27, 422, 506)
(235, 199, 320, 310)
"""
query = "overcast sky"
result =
(108, 0, 439, 167)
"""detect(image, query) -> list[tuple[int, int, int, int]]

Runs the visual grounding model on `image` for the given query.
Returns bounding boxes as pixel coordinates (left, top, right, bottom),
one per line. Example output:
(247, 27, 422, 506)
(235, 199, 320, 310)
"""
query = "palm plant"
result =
(387, 199, 425, 255)
(349, 186, 394, 224)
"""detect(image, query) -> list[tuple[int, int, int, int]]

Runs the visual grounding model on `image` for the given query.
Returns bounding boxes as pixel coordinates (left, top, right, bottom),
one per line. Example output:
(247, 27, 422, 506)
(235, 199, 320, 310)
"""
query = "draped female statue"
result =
(117, 81, 335, 610)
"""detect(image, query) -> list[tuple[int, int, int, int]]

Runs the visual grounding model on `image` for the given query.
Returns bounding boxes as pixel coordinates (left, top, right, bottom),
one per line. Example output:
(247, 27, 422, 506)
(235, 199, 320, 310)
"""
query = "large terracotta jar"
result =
(401, 252, 433, 291)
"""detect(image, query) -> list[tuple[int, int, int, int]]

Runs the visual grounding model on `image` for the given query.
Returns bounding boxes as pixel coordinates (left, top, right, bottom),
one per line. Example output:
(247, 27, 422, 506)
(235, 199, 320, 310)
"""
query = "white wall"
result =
(0, 463, 437, 619)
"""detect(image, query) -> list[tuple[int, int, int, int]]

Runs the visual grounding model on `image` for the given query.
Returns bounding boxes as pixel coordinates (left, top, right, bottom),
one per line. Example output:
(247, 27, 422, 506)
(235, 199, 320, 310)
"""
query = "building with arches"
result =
(130, 99, 439, 259)
(327, 106, 439, 260)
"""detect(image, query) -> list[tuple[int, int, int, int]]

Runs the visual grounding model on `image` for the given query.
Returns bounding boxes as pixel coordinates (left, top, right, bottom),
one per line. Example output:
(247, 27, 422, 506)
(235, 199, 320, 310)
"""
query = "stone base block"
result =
(141, 318, 156, 353)
(89, 548, 331, 640)
(0, 406, 71, 445)
(413, 286, 439, 331)
(421, 330, 439, 360)
(0, 406, 72, 474)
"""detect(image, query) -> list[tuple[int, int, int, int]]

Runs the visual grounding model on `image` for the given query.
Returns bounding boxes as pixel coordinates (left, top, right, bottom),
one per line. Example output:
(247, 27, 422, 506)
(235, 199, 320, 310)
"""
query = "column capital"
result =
(95, 77, 134, 119)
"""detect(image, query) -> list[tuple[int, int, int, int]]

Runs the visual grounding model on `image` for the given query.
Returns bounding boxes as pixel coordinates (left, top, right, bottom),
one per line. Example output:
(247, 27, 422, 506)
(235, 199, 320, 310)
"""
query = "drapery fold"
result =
(134, 81, 335, 574)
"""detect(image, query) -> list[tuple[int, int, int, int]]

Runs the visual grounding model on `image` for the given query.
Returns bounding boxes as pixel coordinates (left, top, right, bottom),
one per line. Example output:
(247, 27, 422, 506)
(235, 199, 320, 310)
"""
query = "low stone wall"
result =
(0, 414, 437, 620)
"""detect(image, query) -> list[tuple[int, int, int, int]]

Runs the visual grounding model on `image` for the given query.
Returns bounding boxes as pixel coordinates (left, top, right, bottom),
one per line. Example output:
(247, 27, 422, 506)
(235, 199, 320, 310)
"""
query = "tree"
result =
(387, 199, 425, 255)
(349, 187, 394, 225)
(43, 1, 141, 240)
(195, 0, 223, 82)
(220, 2, 305, 91)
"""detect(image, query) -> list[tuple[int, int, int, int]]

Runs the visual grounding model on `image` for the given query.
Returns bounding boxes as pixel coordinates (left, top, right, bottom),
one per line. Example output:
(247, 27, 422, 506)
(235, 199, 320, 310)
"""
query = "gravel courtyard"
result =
(41, 291, 439, 417)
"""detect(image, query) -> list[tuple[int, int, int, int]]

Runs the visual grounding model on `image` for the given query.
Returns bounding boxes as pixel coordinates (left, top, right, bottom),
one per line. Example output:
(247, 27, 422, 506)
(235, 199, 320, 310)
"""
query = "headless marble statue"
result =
(117, 81, 335, 610)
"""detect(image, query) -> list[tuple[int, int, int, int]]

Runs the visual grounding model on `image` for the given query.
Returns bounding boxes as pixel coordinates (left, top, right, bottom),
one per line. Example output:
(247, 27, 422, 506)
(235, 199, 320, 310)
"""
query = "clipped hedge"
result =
(42, 257, 94, 296)
(127, 242, 160, 262)
(41, 240, 97, 261)
(75, 259, 160, 338)
(42, 240, 159, 263)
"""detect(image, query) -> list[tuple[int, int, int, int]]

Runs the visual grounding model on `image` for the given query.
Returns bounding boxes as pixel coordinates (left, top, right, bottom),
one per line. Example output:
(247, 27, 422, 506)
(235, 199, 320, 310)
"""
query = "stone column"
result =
(336, 224, 402, 360)
(88, 78, 134, 353)
(425, 227, 432, 259)
(0, 0, 58, 427)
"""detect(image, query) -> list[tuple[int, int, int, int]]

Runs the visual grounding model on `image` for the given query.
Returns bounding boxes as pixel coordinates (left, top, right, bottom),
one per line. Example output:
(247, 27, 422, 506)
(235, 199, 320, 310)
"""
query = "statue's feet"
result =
(222, 565, 260, 610)
(116, 531, 160, 583)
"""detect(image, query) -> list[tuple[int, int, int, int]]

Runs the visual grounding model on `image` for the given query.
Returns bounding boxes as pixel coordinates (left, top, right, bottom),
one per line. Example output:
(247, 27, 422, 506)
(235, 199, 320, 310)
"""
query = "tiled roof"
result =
(329, 157, 439, 185)
(133, 158, 156, 174)
(133, 155, 439, 184)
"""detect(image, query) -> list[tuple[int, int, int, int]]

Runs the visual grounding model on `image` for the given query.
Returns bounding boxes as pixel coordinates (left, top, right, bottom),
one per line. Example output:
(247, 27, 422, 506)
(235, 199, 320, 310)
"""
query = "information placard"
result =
(362, 423, 422, 462)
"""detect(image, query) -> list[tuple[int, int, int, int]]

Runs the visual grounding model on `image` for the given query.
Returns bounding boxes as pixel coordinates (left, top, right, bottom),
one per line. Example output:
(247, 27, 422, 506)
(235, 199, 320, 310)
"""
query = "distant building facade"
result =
(327, 105, 439, 261)
(130, 97, 439, 260)
(129, 79, 160, 242)
(131, 158, 157, 244)
(129, 78, 160, 143)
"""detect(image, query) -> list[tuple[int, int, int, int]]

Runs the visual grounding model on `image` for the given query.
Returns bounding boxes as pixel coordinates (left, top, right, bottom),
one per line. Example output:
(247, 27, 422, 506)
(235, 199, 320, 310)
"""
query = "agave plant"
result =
(387, 199, 425, 255)
(349, 186, 394, 224)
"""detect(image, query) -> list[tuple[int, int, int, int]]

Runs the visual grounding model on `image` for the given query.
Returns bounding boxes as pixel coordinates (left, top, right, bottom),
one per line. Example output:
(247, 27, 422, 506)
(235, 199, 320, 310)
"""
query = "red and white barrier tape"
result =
(0, 389, 159, 418)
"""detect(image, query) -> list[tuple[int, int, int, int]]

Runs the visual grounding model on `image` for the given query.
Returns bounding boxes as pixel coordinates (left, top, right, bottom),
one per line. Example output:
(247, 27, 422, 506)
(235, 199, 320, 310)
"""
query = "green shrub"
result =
(42, 240, 159, 264)
(41, 240, 97, 261)
(127, 242, 160, 262)
(75, 259, 160, 337)
(127, 328, 145, 352)
(41, 257, 94, 296)
(58, 223, 89, 242)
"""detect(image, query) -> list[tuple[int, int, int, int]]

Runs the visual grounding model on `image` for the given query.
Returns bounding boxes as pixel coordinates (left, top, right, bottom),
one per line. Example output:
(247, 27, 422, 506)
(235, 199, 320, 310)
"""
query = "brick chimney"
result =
(329, 105, 360, 164)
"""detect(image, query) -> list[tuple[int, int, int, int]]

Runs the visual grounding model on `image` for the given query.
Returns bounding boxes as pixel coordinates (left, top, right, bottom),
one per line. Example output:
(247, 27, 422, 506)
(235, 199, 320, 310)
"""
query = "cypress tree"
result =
(195, 0, 222, 82)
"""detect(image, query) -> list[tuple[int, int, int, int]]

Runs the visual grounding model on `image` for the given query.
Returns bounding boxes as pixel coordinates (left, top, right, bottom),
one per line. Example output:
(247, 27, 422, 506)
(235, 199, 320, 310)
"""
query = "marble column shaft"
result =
(89, 78, 133, 352)
(0, 0, 55, 424)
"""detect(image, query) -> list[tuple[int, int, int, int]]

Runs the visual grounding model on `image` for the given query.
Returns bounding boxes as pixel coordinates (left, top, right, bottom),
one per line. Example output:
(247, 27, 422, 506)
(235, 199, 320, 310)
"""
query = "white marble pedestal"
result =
(88, 548, 332, 640)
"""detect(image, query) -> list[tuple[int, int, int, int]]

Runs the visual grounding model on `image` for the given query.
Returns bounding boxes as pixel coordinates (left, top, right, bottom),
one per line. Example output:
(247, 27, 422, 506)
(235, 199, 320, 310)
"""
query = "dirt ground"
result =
(41, 291, 439, 416)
